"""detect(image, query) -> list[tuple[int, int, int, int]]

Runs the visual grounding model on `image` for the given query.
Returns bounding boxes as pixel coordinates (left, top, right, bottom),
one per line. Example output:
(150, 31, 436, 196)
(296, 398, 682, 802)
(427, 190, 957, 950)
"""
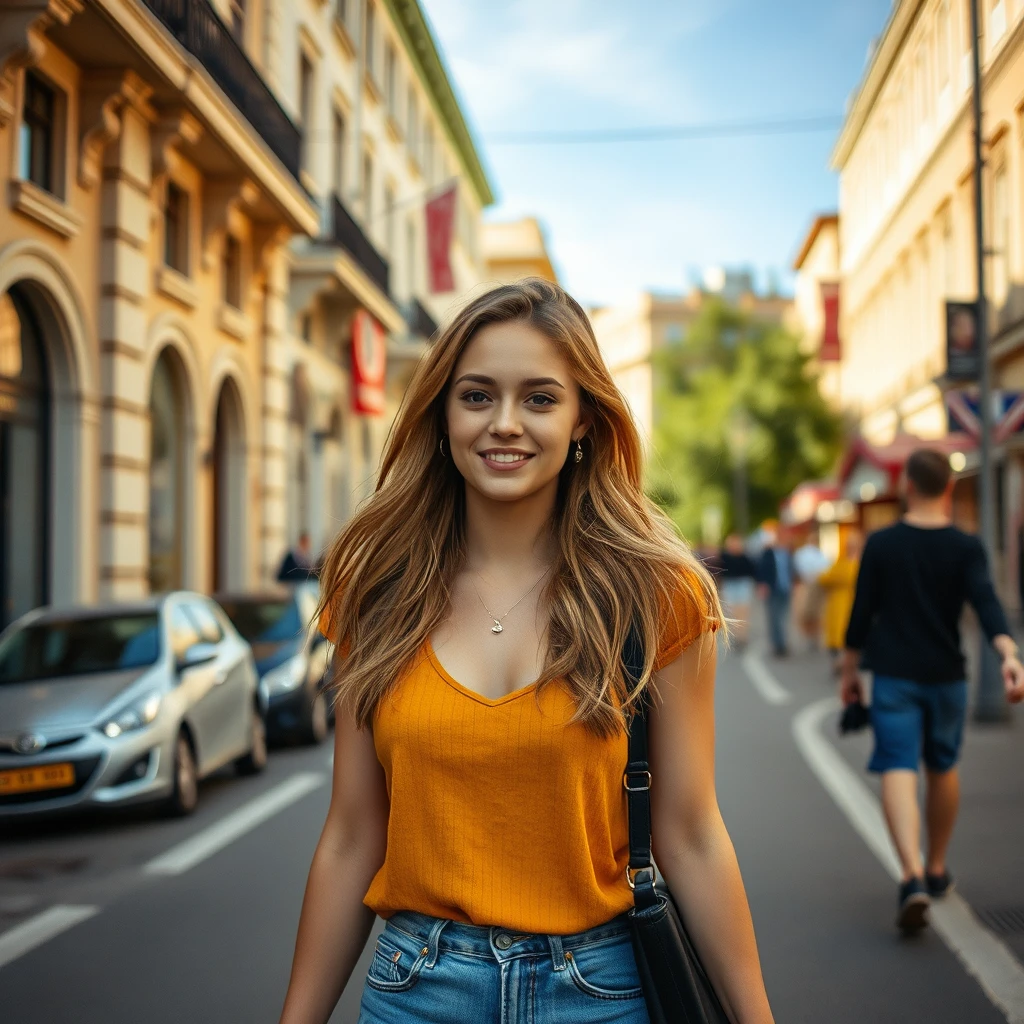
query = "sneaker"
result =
(926, 871, 955, 898)
(897, 877, 930, 933)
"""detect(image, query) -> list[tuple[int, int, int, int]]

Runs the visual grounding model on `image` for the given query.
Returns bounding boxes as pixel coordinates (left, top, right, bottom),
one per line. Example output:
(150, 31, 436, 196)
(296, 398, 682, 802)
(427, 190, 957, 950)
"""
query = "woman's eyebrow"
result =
(452, 373, 566, 391)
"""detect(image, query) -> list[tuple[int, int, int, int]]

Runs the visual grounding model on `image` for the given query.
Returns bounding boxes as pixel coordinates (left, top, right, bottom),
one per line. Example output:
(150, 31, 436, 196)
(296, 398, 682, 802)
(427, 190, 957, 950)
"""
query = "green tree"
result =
(648, 300, 844, 541)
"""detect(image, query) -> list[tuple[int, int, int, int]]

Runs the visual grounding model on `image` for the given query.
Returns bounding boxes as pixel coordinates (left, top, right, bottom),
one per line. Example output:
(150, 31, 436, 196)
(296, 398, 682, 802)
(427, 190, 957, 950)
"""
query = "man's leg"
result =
(880, 769, 924, 882)
(925, 768, 959, 877)
(768, 591, 787, 655)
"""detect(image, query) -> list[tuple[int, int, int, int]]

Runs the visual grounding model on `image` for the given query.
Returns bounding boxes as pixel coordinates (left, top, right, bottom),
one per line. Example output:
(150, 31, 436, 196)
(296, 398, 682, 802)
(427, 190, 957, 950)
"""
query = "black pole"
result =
(970, 0, 1010, 722)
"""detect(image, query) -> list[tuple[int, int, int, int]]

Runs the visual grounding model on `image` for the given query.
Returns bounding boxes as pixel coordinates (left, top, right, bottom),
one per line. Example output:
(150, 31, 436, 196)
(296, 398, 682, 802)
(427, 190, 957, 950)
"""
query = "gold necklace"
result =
(471, 570, 548, 635)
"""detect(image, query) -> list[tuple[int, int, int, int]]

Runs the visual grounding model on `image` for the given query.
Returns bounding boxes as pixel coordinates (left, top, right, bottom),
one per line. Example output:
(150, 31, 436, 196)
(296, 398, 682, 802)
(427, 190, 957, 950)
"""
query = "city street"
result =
(1, 629, 1022, 1023)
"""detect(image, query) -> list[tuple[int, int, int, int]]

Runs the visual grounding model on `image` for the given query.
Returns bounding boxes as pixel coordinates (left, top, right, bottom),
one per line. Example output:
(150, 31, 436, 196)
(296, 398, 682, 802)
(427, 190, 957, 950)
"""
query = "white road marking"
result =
(741, 652, 793, 705)
(0, 905, 99, 970)
(145, 771, 326, 876)
(794, 697, 1024, 1023)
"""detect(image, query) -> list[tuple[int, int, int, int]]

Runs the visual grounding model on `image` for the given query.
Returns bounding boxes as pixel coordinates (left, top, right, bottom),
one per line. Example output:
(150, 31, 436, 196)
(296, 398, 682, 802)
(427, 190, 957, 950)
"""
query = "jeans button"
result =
(495, 933, 513, 950)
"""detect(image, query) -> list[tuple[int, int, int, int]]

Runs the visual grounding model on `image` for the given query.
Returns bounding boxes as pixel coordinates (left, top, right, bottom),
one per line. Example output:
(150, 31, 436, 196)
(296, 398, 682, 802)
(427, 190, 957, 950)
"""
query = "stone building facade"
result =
(0, 0, 491, 628)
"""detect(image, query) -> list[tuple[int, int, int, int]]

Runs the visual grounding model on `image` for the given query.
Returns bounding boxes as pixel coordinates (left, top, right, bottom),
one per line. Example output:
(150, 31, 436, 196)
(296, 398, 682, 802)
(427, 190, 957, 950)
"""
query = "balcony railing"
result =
(331, 195, 390, 296)
(142, 0, 302, 181)
(406, 297, 438, 341)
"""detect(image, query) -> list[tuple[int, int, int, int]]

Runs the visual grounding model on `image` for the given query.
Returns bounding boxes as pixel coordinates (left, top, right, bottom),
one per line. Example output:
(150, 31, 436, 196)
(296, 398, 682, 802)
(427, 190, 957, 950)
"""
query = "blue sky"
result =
(425, 0, 893, 306)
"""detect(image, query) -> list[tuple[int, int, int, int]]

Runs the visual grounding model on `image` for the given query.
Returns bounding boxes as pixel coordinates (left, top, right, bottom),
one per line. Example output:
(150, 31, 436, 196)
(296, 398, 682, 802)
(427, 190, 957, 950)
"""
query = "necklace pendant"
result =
(491, 620, 503, 634)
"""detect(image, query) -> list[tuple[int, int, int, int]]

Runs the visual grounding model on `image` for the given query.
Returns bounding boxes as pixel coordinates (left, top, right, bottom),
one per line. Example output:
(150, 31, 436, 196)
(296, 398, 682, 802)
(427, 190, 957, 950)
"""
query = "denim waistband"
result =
(385, 910, 633, 968)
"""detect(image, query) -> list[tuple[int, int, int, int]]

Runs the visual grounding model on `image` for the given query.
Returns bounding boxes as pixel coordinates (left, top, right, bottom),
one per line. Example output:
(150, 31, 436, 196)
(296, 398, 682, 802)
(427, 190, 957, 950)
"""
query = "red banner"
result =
(425, 185, 457, 293)
(819, 281, 841, 361)
(351, 310, 386, 416)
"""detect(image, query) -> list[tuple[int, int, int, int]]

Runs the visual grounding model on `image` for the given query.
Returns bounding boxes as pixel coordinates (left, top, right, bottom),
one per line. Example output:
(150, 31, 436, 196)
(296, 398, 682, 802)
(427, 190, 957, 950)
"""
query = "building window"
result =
(336, 0, 347, 24)
(222, 235, 242, 309)
(228, 0, 246, 42)
(331, 109, 346, 196)
(164, 182, 189, 275)
(300, 312, 313, 343)
(299, 54, 314, 172)
(363, 151, 373, 222)
(384, 41, 397, 117)
(19, 72, 56, 194)
(365, 1, 376, 78)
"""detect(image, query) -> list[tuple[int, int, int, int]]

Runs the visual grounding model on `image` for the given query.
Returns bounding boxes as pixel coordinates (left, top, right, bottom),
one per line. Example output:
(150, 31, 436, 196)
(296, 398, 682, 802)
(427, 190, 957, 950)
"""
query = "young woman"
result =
(279, 280, 774, 1024)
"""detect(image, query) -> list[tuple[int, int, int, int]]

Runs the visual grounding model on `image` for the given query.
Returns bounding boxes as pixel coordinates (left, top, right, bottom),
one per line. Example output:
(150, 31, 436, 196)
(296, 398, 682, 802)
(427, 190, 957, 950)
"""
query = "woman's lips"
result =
(478, 452, 535, 471)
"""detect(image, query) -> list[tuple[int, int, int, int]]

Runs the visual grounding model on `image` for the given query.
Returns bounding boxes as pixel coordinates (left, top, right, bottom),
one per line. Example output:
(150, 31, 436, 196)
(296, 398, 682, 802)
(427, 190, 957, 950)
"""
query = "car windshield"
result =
(0, 613, 161, 685)
(219, 600, 302, 644)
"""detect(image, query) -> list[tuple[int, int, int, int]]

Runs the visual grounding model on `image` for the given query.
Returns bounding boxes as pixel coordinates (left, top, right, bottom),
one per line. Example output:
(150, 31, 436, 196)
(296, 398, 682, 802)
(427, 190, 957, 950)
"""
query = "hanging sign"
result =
(425, 184, 457, 293)
(351, 310, 386, 416)
(945, 301, 981, 381)
(819, 281, 841, 361)
(945, 388, 1024, 442)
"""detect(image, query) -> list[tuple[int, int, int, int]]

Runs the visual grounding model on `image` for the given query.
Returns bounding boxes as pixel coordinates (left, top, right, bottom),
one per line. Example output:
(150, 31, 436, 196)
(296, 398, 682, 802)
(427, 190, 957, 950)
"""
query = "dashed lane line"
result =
(740, 652, 793, 705)
(794, 696, 1024, 1024)
(0, 905, 99, 970)
(145, 770, 326, 876)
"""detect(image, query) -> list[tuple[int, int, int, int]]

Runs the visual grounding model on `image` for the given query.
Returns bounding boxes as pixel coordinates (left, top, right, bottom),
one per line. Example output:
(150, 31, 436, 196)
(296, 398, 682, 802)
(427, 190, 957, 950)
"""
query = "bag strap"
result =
(622, 628, 657, 904)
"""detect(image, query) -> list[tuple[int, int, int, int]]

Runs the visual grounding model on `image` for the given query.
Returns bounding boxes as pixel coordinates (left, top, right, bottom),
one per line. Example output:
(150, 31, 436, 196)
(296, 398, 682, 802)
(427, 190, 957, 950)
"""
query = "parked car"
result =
(0, 593, 267, 819)
(216, 583, 333, 746)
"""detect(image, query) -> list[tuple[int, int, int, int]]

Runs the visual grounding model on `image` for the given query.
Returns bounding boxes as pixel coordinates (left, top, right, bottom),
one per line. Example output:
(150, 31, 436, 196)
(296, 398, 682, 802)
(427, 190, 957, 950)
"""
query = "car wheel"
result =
(236, 706, 268, 775)
(301, 690, 329, 746)
(165, 731, 199, 817)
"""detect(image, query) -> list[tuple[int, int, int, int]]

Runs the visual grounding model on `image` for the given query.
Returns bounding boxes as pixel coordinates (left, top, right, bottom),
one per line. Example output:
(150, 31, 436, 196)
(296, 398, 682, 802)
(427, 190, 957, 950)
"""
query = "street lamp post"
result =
(969, 0, 1010, 722)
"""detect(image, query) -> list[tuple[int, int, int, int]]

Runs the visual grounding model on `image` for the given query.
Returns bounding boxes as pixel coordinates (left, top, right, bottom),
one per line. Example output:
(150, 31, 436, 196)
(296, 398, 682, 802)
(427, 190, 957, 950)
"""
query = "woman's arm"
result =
(279, 709, 389, 1024)
(649, 634, 774, 1024)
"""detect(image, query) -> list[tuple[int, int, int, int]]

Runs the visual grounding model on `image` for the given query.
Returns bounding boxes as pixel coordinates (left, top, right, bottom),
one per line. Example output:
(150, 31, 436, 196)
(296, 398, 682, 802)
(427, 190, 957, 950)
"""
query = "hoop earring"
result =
(574, 439, 583, 464)
(439, 436, 448, 458)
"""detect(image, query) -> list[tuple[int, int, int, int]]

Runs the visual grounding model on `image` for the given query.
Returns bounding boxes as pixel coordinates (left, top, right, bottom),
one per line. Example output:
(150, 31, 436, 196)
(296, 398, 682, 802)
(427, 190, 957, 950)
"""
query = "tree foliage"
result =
(647, 300, 845, 540)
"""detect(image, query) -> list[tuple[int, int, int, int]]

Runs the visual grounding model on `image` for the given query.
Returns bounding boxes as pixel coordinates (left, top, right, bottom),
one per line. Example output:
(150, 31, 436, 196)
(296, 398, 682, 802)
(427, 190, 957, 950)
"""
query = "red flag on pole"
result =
(351, 310, 386, 416)
(425, 185, 457, 293)
(819, 281, 841, 361)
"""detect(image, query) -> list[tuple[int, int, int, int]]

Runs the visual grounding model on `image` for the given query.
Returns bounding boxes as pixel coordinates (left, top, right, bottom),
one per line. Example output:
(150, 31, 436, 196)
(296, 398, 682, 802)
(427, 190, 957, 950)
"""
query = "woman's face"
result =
(444, 319, 588, 504)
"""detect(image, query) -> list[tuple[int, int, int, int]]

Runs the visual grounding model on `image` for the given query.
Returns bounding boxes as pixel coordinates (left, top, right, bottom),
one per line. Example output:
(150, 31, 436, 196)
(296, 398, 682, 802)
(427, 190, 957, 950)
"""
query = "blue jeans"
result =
(357, 910, 650, 1024)
(868, 675, 969, 773)
(766, 589, 791, 655)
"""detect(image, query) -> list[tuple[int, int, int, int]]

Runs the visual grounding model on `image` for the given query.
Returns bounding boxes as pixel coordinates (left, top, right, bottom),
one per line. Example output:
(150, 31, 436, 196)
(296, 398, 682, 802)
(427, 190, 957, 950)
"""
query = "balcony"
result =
(142, 0, 301, 181)
(331, 195, 390, 296)
(406, 297, 438, 341)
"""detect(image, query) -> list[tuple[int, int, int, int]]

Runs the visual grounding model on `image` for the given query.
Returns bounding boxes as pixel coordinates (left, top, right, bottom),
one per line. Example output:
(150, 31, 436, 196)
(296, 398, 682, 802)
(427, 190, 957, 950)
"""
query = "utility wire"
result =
(482, 113, 844, 145)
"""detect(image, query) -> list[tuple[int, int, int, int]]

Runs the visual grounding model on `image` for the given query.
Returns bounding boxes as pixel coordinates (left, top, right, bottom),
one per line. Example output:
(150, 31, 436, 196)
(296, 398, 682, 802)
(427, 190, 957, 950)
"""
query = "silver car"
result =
(0, 593, 267, 819)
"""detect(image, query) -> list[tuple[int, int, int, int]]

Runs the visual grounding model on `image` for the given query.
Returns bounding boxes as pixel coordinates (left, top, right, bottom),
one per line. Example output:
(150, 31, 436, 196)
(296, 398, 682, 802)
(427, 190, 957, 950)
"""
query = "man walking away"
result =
(840, 448, 1024, 934)
(757, 525, 794, 658)
(718, 533, 757, 650)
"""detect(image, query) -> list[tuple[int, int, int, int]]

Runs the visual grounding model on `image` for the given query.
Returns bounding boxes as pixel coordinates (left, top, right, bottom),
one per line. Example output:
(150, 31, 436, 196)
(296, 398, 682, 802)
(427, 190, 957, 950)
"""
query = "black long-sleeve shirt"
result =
(845, 521, 1011, 683)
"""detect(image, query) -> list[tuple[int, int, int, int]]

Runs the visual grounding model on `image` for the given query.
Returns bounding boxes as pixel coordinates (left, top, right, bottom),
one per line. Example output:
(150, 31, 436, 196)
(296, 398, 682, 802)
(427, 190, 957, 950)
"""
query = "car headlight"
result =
(101, 691, 162, 739)
(262, 654, 308, 696)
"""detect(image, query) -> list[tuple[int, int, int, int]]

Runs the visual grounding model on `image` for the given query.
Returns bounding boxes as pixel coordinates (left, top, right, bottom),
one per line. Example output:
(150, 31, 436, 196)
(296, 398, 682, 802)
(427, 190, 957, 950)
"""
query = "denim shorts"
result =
(868, 675, 969, 773)
(357, 909, 650, 1024)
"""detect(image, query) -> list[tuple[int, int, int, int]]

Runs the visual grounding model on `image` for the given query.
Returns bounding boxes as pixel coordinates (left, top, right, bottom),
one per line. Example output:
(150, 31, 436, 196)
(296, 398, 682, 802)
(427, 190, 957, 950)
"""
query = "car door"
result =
(168, 602, 221, 774)
(183, 598, 250, 765)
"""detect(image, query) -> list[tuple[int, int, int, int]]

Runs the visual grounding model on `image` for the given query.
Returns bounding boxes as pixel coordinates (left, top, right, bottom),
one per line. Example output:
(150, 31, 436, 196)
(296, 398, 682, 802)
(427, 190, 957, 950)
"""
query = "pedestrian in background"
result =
(793, 529, 830, 652)
(280, 280, 774, 1024)
(718, 532, 757, 650)
(277, 531, 316, 583)
(757, 524, 794, 658)
(818, 528, 863, 677)
(840, 448, 1024, 934)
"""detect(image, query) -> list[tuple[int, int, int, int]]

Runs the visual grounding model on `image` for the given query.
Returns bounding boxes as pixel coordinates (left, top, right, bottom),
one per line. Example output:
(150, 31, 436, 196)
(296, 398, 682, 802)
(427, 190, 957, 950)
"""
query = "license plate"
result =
(0, 763, 75, 795)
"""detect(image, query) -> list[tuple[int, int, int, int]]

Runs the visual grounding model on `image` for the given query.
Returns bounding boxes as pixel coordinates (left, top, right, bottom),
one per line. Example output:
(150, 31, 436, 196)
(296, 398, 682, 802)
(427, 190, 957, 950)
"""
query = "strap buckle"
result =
(623, 770, 652, 792)
(626, 866, 654, 890)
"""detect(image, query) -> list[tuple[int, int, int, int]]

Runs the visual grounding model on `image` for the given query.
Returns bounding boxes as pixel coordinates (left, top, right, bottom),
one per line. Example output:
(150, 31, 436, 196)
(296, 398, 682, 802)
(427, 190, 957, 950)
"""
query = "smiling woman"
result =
(281, 279, 774, 1024)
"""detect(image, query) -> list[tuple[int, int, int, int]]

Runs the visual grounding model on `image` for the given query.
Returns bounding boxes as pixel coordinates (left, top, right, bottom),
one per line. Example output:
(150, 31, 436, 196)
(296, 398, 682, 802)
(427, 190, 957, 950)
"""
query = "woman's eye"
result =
(461, 390, 490, 404)
(527, 393, 556, 407)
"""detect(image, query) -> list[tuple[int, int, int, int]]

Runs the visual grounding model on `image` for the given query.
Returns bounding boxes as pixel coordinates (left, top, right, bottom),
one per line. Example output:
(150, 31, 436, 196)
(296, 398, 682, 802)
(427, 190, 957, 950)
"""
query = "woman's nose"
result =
(490, 398, 522, 436)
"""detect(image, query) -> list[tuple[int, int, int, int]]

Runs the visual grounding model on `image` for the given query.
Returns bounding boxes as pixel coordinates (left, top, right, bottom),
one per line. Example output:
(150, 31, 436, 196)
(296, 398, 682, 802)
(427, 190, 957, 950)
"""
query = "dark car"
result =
(215, 583, 333, 745)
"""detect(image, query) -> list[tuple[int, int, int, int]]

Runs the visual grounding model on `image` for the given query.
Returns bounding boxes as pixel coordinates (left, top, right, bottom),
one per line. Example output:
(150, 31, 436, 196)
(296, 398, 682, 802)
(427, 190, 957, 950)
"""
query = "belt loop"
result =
(425, 918, 448, 969)
(548, 934, 565, 971)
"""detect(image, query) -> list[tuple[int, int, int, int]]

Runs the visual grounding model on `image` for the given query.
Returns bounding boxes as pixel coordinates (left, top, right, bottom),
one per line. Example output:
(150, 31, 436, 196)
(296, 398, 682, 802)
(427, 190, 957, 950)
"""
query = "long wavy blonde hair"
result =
(317, 278, 722, 735)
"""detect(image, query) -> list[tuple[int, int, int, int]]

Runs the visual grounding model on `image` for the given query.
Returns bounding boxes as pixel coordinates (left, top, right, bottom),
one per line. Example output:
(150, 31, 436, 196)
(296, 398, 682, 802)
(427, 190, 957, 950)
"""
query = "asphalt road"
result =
(1, 635, 1021, 1023)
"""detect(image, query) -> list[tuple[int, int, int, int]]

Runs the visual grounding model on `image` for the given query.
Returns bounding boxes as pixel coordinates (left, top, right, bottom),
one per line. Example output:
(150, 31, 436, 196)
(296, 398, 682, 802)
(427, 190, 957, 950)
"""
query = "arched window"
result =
(149, 350, 185, 592)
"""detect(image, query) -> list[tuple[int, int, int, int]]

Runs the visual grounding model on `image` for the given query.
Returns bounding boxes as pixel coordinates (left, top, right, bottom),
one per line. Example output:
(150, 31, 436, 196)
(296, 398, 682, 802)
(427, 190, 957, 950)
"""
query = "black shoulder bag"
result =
(622, 630, 730, 1024)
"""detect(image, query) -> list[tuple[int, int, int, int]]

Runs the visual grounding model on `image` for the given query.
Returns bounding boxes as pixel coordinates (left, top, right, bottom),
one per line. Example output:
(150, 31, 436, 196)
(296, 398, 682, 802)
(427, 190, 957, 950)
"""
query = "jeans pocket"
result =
(365, 929, 429, 993)
(561, 936, 644, 1001)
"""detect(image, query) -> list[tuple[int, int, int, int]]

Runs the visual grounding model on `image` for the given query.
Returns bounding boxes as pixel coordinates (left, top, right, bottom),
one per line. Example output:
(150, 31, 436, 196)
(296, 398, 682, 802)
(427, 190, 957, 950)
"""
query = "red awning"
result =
(780, 480, 841, 526)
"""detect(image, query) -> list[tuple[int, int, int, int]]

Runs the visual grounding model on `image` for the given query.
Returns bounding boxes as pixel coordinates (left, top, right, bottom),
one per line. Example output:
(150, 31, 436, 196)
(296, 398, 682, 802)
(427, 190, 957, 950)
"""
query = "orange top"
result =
(322, 574, 715, 935)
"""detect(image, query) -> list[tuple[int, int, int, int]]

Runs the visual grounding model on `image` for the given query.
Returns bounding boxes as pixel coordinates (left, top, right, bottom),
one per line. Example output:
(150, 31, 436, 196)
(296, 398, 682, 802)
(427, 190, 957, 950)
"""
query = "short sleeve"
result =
(655, 568, 720, 670)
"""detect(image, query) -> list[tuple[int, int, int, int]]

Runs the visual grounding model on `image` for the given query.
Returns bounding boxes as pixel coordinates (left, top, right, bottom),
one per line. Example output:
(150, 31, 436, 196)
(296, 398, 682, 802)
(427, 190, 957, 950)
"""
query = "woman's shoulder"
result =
(654, 563, 721, 670)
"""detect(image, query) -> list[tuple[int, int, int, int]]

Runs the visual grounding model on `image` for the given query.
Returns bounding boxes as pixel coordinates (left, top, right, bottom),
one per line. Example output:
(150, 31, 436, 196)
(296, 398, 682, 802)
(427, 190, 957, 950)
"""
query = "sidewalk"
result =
(765, 629, 1024, 964)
